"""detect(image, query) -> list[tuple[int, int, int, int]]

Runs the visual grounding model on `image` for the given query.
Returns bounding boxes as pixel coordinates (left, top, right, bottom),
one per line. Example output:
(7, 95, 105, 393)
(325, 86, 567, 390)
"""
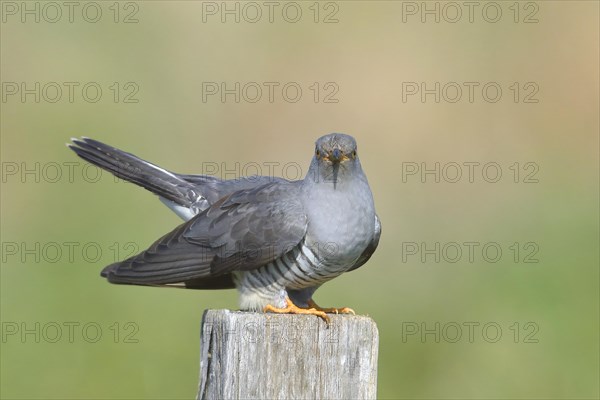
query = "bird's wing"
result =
(101, 182, 308, 285)
(180, 174, 294, 204)
(347, 214, 381, 272)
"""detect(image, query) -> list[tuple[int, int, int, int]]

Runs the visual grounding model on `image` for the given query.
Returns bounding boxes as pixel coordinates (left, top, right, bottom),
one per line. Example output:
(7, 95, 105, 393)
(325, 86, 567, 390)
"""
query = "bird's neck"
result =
(304, 160, 367, 189)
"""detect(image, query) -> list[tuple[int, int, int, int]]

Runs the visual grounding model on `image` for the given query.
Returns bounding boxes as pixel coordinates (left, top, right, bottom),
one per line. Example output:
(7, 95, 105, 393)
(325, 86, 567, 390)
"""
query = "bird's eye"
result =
(352, 150, 357, 158)
(316, 149, 320, 157)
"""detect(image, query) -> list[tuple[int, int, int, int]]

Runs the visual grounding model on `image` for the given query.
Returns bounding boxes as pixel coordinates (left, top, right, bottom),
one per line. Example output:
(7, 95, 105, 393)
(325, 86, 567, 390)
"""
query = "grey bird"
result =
(69, 133, 381, 321)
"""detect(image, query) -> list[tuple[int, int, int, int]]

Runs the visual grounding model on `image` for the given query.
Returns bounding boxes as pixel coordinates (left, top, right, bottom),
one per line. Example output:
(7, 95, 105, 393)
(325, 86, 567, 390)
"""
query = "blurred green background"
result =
(1, 1, 598, 399)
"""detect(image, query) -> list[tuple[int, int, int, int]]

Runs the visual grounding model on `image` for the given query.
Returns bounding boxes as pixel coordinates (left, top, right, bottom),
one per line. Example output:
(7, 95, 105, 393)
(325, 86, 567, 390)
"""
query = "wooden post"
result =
(198, 309, 379, 400)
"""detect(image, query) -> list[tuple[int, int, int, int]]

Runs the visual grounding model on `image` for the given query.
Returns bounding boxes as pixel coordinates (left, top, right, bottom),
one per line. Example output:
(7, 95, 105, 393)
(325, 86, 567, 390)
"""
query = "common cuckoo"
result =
(69, 134, 381, 321)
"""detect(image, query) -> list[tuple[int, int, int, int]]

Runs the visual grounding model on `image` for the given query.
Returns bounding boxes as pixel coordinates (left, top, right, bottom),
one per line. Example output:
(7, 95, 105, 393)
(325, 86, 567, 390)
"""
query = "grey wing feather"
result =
(101, 182, 308, 285)
(348, 214, 381, 272)
(180, 174, 293, 204)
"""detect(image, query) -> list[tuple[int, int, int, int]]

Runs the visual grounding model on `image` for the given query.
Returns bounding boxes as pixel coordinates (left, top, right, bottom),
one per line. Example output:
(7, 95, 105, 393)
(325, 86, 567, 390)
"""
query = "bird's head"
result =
(308, 133, 361, 188)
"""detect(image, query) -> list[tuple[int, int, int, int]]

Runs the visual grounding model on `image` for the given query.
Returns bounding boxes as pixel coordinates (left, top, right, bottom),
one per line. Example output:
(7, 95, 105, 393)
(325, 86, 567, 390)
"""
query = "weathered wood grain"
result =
(198, 309, 379, 400)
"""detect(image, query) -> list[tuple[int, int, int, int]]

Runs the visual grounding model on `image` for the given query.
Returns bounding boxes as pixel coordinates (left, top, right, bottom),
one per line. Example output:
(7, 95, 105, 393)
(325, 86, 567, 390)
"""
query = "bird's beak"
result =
(320, 148, 349, 189)
(324, 148, 348, 164)
(330, 148, 342, 163)
(330, 149, 343, 189)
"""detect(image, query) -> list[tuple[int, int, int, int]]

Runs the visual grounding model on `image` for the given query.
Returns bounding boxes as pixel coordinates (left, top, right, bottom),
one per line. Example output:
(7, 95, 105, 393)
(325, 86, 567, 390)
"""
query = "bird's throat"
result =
(332, 163, 339, 190)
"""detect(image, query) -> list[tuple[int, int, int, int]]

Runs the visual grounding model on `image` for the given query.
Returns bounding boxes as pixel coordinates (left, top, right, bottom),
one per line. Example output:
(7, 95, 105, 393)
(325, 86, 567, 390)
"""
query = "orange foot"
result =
(307, 299, 355, 315)
(264, 297, 330, 323)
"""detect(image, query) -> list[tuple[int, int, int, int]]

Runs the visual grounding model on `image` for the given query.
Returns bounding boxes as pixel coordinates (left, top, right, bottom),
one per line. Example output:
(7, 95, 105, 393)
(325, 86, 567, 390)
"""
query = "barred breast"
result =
(234, 241, 351, 311)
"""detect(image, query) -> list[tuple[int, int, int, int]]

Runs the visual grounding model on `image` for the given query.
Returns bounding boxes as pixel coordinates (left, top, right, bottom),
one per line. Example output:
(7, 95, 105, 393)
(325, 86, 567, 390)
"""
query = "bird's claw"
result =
(264, 297, 330, 323)
(307, 300, 355, 315)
